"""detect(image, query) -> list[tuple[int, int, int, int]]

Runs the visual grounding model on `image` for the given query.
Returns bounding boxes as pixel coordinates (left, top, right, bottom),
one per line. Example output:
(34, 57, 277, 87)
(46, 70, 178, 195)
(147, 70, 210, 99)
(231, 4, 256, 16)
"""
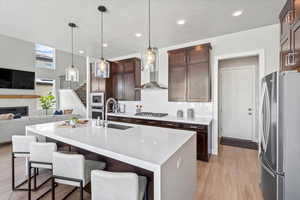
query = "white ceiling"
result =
(0, 0, 285, 58)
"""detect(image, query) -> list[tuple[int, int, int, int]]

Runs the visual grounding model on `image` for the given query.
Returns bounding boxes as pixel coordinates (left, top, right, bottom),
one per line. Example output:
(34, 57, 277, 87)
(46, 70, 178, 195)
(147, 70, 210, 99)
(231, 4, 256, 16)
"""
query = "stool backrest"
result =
(53, 152, 85, 184)
(91, 170, 139, 200)
(12, 135, 36, 153)
(30, 142, 57, 164)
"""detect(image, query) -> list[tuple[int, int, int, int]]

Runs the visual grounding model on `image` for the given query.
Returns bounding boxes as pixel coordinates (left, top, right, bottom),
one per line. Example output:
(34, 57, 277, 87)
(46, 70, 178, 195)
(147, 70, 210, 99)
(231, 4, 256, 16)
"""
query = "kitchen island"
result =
(108, 113, 212, 161)
(26, 120, 197, 200)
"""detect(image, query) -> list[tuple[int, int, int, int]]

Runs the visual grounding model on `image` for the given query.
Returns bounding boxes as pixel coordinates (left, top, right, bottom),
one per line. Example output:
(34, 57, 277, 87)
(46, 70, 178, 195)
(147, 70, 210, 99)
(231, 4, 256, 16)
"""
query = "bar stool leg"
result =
(80, 181, 83, 200)
(11, 153, 15, 190)
(51, 177, 55, 200)
(28, 162, 31, 200)
(34, 168, 37, 190)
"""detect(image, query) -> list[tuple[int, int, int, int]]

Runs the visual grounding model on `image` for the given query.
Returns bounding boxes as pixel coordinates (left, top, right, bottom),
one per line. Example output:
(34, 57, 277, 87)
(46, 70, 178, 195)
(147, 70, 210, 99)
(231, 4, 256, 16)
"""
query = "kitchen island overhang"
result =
(26, 120, 197, 200)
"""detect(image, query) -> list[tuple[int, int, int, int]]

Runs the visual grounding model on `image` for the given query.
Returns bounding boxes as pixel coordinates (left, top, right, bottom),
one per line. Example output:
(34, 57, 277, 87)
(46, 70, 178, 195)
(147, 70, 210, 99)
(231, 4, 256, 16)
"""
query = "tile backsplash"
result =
(119, 89, 213, 117)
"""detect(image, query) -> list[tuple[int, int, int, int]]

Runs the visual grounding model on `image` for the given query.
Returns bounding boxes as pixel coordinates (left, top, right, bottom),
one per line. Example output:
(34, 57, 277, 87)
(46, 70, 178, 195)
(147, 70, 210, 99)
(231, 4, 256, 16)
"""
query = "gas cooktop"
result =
(135, 112, 168, 118)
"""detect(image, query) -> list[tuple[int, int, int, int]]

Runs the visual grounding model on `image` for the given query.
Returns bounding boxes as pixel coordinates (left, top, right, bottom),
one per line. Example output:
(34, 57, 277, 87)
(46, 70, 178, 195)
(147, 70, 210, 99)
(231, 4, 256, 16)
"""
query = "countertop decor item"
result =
(65, 22, 79, 83)
(39, 92, 56, 115)
(95, 5, 110, 78)
(187, 108, 195, 120)
(177, 110, 184, 119)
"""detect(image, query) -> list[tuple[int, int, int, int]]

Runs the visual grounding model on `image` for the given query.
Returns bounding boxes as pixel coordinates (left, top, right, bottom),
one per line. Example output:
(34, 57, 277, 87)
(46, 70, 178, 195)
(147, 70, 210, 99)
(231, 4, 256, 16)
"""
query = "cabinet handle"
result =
(286, 52, 296, 66)
(286, 10, 295, 25)
(165, 123, 178, 127)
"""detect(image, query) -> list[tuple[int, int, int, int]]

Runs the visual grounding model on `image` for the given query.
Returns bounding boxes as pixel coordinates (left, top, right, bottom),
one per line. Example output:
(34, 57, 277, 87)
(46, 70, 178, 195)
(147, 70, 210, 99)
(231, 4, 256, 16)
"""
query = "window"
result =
(35, 44, 56, 70)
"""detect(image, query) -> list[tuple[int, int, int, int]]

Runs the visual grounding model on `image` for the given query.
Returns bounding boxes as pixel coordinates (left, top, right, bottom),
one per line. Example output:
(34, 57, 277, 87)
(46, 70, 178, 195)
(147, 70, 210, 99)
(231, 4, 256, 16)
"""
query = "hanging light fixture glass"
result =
(141, 0, 159, 72)
(95, 6, 110, 78)
(65, 22, 79, 82)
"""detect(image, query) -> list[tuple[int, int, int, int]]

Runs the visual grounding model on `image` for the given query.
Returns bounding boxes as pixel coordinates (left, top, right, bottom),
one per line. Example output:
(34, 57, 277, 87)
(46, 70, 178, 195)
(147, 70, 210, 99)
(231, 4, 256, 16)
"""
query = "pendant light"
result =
(65, 22, 79, 82)
(95, 6, 110, 78)
(142, 0, 158, 72)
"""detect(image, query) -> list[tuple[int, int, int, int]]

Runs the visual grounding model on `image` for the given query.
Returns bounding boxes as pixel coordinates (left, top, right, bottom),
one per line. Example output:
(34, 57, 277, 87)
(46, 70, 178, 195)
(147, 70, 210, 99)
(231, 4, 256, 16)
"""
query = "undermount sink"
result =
(107, 123, 133, 130)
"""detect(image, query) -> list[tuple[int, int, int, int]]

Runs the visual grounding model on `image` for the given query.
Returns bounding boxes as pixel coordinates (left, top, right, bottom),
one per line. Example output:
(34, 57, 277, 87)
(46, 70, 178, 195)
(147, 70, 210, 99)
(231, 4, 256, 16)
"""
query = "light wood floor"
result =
(0, 144, 263, 200)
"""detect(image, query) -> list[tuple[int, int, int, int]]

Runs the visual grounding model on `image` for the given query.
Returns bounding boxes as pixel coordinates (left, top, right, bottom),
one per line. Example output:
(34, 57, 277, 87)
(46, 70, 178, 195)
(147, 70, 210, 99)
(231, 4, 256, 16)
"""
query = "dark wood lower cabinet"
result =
(108, 116, 211, 162)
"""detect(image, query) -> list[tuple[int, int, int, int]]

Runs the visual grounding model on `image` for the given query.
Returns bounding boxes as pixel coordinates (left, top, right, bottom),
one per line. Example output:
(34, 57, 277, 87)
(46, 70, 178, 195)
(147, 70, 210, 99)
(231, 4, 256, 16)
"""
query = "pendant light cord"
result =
(71, 25, 74, 67)
(148, 0, 151, 48)
(101, 11, 104, 59)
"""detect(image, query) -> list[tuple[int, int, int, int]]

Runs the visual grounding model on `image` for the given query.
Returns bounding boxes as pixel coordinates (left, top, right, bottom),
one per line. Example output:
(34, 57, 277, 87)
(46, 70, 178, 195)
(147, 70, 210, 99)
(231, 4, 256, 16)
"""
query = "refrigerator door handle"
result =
(261, 158, 276, 178)
(260, 82, 271, 153)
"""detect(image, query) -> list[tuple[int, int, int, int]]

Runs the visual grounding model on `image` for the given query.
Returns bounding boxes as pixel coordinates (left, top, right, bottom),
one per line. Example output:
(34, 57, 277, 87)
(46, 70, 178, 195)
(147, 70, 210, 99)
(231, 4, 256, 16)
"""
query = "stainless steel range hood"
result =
(141, 70, 167, 89)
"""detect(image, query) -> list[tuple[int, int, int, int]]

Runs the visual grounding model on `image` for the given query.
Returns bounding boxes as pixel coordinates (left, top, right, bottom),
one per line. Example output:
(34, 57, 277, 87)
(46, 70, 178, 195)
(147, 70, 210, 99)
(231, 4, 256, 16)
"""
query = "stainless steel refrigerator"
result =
(260, 71, 300, 200)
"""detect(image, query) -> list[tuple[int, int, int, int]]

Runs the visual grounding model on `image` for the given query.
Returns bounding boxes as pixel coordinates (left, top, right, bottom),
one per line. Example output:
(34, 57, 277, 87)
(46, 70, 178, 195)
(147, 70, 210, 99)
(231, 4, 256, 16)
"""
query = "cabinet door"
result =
(169, 65, 187, 101)
(293, 0, 300, 23)
(187, 45, 209, 63)
(281, 36, 292, 71)
(168, 49, 187, 101)
(134, 59, 141, 100)
(124, 72, 135, 101)
(197, 132, 208, 161)
(112, 74, 124, 100)
(186, 47, 211, 102)
(292, 21, 300, 69)
(90, 64, 105, 92)
(280, 0, 293, 41)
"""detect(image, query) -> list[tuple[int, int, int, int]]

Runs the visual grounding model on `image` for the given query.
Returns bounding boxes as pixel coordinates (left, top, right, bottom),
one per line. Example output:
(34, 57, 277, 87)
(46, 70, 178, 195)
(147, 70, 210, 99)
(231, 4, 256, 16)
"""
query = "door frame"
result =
(213, 50, 265, 155)
(219, 65, 257, 141)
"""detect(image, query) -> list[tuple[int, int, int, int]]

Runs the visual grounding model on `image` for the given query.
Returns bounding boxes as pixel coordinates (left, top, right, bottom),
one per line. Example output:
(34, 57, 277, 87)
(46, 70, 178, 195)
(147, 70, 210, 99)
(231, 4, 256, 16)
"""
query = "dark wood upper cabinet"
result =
(90, 58, 141, 101)
(109, 58, 141, 101)
(168, 43, 211, 102)
(280, 0, 300, 71)
(90, 63, 108, 93)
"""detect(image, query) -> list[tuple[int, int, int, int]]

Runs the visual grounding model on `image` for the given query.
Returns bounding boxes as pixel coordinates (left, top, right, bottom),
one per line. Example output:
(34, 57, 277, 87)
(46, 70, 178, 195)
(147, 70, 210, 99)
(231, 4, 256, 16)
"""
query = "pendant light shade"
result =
(95, 5, 110, 78)
(142, 47, 158, 71)
(95, 58, 110, 78)
(142, 0, 158, 72)
(65, 22, 79, 82)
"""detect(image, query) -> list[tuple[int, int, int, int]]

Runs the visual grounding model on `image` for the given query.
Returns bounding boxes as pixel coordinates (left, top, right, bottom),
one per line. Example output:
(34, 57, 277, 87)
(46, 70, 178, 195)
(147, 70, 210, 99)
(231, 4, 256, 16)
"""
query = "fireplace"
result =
(0, 106, 29, 116)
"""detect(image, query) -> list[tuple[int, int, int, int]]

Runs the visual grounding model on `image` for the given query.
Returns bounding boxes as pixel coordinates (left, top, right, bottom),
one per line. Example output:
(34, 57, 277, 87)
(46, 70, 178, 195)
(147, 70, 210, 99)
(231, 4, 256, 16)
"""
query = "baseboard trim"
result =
(220, 137, 258, 150)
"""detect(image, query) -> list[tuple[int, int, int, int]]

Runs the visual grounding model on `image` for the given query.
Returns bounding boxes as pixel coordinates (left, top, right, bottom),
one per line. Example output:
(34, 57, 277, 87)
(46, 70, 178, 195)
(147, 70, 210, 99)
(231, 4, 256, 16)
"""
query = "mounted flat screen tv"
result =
(0, 68, 35, 89)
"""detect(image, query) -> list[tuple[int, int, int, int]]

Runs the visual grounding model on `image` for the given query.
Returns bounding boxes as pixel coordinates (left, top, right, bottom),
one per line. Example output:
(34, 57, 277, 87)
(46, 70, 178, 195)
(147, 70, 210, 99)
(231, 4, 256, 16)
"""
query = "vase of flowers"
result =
(39, 92, 56, 115)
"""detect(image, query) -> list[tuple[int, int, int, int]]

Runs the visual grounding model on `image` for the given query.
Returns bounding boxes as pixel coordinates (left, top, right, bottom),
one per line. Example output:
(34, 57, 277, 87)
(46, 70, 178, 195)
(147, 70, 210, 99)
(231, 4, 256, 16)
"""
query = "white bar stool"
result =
(91, 170, 148, 200)
(28, 142, 57, 200)
(11, 135, 37, 191)
(51, 152, 106, 200)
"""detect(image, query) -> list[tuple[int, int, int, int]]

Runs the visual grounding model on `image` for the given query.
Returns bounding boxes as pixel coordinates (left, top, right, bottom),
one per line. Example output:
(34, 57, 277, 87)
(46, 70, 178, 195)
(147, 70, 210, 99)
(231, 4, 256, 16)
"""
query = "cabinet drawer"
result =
(162, 122, 181, 129)
(144, 120, 160, 126)
(182, 124, 206, 131)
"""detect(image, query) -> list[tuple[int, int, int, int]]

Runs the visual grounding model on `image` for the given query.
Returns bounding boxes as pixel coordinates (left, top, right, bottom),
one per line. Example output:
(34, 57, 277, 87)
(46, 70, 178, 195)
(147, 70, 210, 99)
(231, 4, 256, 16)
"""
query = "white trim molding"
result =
(212, 49, 265, 155)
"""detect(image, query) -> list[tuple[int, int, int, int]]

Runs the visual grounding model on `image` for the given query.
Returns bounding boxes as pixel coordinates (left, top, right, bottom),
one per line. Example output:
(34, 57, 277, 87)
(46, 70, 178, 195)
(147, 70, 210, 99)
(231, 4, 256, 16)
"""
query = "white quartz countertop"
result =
(26, 120, 195, 171)
(108, 112, 212, 125)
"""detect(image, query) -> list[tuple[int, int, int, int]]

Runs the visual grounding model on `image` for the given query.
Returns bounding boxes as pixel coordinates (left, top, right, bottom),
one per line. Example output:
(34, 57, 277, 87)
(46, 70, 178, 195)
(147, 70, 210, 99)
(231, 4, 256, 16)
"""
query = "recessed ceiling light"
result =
(177, 19, 186, 25)
(135, 33, 142, 37)
(232, 10, 243, 17)
(103, 43, 108, 47)
(79, 50, 85, 54)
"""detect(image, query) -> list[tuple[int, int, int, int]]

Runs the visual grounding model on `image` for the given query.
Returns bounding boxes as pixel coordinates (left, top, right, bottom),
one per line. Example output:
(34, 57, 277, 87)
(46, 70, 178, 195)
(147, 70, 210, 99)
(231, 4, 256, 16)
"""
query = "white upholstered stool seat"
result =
(91, 170, 148, 200)
(28, 142, 57, 200)
(11, 135, 37, 191)
(51, 152, 106, 200)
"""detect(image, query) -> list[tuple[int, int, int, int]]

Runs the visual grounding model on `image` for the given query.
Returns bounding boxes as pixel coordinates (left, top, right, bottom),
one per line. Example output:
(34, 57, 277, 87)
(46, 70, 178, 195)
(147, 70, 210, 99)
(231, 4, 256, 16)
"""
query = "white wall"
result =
(109, 24, 280, 155)
(0, 33, 86, 115)
(58, 89, 86, 117)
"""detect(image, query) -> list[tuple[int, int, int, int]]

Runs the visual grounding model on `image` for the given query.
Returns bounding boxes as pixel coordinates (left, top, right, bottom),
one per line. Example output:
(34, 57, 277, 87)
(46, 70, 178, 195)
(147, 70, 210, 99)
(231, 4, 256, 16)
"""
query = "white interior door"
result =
(220, 66, 256, 140)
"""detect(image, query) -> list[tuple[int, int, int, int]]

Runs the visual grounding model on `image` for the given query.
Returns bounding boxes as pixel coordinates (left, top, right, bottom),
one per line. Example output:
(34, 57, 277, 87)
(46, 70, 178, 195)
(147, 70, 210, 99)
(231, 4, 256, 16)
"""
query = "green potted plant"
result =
(39, 92, 56, 115)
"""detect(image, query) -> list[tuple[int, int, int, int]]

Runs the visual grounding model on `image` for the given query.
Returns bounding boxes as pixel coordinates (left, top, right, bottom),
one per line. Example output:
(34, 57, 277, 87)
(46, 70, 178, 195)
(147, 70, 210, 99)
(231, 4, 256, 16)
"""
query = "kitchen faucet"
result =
(104, 97, 117, 127)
